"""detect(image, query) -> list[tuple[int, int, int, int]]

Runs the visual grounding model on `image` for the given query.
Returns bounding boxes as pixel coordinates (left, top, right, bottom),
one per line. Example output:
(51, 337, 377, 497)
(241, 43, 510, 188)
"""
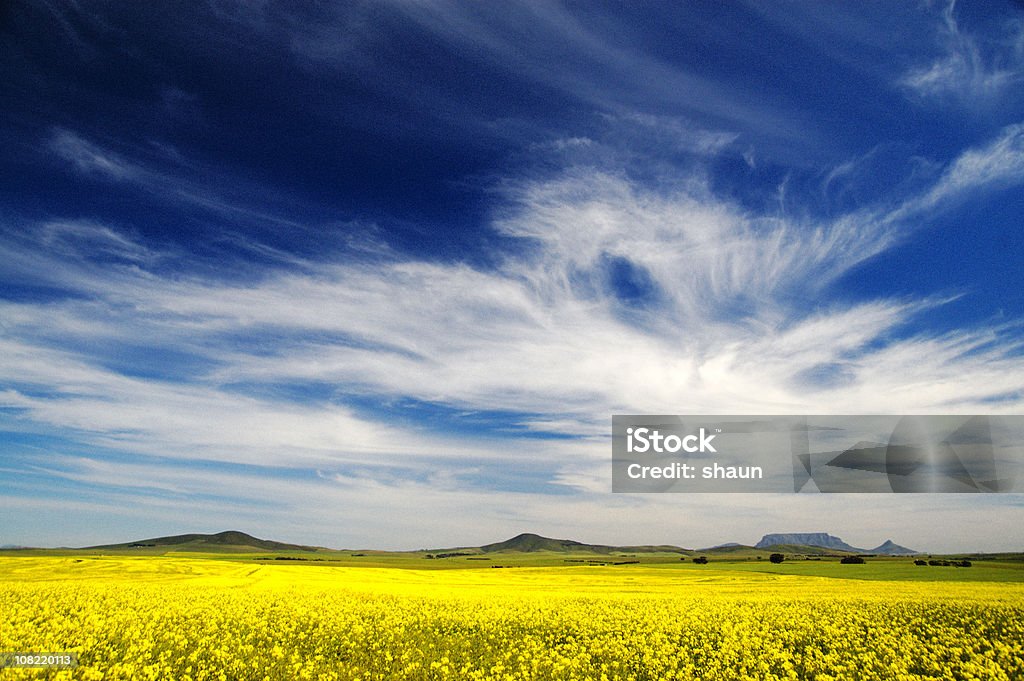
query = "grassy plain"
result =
(2, 553, 1022, 679)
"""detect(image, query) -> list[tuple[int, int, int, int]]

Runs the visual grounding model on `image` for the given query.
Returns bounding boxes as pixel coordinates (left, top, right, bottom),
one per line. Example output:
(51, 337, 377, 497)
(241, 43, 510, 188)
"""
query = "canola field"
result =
(2, 556, 1023, 680)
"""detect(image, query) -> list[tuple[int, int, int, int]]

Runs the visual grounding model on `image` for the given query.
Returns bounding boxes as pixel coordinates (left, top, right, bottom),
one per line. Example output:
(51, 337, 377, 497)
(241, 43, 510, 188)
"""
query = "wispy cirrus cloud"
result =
(48, 128, 141, 182)
(899, 1, 1024, 106)
(6, 125, 1024, 479)
(886, 122, 1024, 222)
(37, 219, 155, 264)
(923, 122, 1024, 198)
(283, 1, 816, 158)
(46, 128, 311, 236)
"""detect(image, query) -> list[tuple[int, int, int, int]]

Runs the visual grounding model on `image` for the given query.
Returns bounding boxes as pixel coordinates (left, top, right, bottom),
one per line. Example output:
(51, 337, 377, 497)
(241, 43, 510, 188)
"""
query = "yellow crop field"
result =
(2, 557, 1022, 680)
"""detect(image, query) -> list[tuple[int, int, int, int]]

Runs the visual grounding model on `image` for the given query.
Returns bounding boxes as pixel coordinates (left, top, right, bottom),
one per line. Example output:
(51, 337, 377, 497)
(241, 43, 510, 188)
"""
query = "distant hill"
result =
(85, 530, 319, 552)
(72, 529, 918, 557)
(478, 533, 687, 555)
(698, 543, 757, 554)
(870, 539, 918, 555)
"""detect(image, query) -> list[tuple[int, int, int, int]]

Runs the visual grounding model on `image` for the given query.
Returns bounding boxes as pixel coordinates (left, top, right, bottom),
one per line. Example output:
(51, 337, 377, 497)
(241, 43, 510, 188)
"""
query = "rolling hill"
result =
(65, 530, 918, 557)
(697, 543, 758, 554)
(477, 533, 688, 554)
(870, 540, 918, 556)
(85, 530, 320, 553)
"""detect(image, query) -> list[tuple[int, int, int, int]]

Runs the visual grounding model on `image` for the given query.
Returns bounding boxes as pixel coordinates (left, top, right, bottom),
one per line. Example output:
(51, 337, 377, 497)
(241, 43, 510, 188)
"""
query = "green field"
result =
(5, 545, 1023, 581)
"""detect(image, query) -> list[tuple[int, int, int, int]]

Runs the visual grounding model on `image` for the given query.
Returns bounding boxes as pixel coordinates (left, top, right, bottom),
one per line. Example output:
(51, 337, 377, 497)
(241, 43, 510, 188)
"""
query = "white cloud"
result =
(5, 143, 1024, 466)
(610, 112, 740, 157)
(899, 1, 1024, 106)
(45, 129, 310, 234)
(49, 128, 139, 181)
(39, 219, 155, 263)
(12, 129, 1024, 424)
(926, 122, 1024, 196)
(286, 1, 810, 155)
(887, 122, 1024, 221)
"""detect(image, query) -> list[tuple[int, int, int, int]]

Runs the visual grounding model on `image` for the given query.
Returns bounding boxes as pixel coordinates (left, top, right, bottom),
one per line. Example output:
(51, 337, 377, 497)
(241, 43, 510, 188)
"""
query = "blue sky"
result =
(2, 1, 1024, 551)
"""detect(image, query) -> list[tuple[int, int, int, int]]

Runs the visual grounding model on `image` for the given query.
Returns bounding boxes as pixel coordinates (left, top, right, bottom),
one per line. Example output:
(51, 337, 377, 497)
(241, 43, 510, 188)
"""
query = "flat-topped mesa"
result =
(754, 533, 919, 555)
(755, 533, 862, 552)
